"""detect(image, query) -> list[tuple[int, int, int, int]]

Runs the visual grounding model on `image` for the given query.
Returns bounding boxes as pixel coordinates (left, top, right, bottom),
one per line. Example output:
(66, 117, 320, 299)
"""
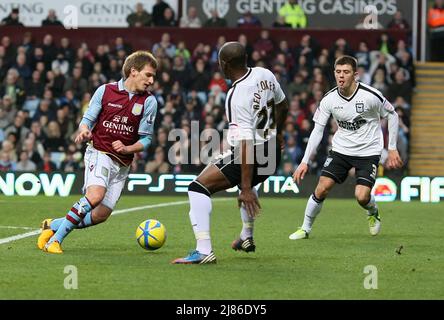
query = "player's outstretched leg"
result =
(37, 209, 100, 250)
(43, 196, 94, 254)
(232, 188, 257, 253)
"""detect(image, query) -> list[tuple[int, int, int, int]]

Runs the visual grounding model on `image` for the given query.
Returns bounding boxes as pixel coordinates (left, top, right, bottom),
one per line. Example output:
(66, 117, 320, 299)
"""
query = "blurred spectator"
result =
(253, 30, 275, 64)
(60, 144, 81, 172)
(278, 0, 307, 28)
(43, 121, 65, 152)
(203, 10, 227, 27)
(13, 53, 31, 80)
(51, 53, 69, 75)
(16, 150, 37, 171)
(180, 6, 202, 28)
(42, 34, 58, 70)
(157, 7, 177, 27)
(38, 151, 57, 172)
(22, 136, 43, 167)
(357, 66, 371, 85)
(0, 151, 16, 171)
(152, 0, 171, 26)
(127, 2, 152, 27)
(387, 69, 413, 104)
(188, 59, 210, 104)
(1, 8, 24, 26)
(4, 113, 29, 147)
(376, 33, 396, 56)
(63, 67, 88, 100)
(371, 68, 389, 96)
(0, 68, 25, 108)
(175, 41, 191, 63)
(355, 41, 371, 71)
(59, 37, 75, 63)
(387, 10, 410, 30)
(1, 36, 18, 67)
(237, 34, 254, 65)
(145, 146, 170, 173)
(237, 12, 261, 28)
(428, 0, 444, 61)
(273, 15, 292, 28)
(41, 9, 63, 26)
(208, 71, 227, 105)
(152, 33, 176, 59)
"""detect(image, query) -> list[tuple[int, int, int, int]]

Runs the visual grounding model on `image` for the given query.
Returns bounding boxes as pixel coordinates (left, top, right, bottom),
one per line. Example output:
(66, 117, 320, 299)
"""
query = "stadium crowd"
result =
(0, 6, 413, 176)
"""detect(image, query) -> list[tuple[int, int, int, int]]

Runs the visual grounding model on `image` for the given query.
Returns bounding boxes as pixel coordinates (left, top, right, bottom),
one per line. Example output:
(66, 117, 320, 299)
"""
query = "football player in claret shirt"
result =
(289, 55, 403, 241)
(37, 51, 158, 254)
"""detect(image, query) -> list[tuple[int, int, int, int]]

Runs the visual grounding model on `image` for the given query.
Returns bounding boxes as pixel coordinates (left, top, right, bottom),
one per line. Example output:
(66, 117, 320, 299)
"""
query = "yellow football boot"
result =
(43, 240, 63, 254)
(37, 219, 54, 250)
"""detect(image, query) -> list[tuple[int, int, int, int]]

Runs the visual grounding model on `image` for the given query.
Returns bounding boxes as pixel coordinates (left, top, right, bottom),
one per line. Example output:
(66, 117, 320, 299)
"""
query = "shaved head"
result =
(218, 41, 247, 80)
(219, 41, 246, 64)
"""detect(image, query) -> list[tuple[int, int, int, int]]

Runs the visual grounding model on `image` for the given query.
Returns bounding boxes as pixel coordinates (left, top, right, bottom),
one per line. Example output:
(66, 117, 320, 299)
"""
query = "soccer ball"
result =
(135, 219, 166, 250)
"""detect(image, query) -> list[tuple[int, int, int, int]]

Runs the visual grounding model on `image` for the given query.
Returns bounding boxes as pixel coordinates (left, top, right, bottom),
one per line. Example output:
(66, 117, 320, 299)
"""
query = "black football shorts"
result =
(321, 150, 380, 188)
(213, 140, 281, 189)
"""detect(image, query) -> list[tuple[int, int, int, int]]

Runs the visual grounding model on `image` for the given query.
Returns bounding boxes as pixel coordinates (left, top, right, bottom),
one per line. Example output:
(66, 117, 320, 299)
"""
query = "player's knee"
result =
(85, 194, 104, 207)
(188, 180, 211, 196)
(355, 190, 370, 206)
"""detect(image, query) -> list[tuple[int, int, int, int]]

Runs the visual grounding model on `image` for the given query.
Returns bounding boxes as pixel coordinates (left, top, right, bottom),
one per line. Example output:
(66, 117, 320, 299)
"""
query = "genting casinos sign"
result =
(0, 173, 443, 202)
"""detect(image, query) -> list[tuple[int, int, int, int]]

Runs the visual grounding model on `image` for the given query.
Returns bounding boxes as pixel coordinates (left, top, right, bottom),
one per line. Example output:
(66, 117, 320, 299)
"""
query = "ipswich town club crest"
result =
(132, 103, 143, 116)
(355, 102, 364, 113)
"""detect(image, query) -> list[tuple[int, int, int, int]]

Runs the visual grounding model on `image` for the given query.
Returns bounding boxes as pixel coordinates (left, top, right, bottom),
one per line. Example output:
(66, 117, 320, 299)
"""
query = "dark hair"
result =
(334, 55, 357, 72)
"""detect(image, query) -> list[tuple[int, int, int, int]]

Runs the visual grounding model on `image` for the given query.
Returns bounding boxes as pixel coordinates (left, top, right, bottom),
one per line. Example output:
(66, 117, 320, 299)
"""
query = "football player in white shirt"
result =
(289, 56, 403, 240)
(173, 42, 288, 264)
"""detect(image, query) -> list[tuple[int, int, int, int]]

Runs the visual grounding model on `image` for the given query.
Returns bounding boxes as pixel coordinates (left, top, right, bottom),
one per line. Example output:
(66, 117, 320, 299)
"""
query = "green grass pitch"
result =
(0, 195, 443, 300)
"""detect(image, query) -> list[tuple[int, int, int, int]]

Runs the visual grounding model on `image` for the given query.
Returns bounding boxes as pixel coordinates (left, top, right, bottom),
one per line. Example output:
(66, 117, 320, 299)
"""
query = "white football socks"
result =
(301, 194, 324, 233)
(362, 194, 378, 216)
(188, 190, 212, 255)
(239, 188, 257, 240)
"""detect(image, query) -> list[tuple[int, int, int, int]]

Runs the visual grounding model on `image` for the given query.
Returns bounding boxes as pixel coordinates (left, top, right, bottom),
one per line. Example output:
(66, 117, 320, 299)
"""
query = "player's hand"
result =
(293, 162, 308, 185)
(386, 150, 403, 169)
(74, 128, 92, 144)
(238, 188, 261, 218)
(112, 140, 129, 154)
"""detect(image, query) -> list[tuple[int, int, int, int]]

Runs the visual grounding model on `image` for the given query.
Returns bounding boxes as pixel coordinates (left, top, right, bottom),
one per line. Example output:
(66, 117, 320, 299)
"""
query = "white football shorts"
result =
(83, 145, 130, 210)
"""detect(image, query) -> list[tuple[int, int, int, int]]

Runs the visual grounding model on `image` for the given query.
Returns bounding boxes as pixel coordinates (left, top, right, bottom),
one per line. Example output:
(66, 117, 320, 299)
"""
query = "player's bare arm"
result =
(112, 140, 144, 155)
(238, 139, 261, 218)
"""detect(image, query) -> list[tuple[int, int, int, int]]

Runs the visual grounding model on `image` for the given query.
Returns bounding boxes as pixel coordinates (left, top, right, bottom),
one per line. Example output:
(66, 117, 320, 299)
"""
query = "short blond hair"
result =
(122, 51, 158, 78)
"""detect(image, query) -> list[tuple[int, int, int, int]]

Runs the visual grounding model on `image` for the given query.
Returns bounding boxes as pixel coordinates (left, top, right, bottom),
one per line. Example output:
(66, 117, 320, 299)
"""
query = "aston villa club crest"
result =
(132, 103, 143, 116)
(355, 102, 364, 113)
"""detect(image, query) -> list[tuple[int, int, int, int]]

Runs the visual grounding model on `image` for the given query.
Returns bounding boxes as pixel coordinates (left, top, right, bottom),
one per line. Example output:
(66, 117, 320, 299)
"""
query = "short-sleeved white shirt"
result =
(225, 67, 286, 146)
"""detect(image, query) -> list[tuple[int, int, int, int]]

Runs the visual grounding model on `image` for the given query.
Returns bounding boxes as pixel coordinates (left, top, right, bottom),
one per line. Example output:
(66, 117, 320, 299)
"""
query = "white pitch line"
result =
(0, 230, 41, 245)
(0, 198, 229, 245)
(0, 226, 36, 230)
